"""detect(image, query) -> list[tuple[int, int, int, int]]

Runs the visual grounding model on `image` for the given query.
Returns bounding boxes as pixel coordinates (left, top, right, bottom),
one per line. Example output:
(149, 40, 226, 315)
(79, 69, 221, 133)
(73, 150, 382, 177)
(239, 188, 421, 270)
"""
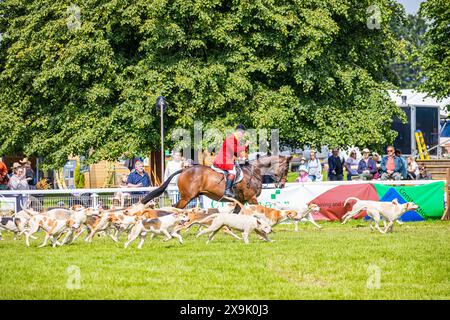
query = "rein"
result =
(247, 164, 255, 188)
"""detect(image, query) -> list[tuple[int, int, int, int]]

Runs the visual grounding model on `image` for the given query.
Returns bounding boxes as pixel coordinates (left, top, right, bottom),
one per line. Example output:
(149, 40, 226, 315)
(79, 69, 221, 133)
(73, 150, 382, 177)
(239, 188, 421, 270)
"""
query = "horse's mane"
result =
(250, 154, 290, 165)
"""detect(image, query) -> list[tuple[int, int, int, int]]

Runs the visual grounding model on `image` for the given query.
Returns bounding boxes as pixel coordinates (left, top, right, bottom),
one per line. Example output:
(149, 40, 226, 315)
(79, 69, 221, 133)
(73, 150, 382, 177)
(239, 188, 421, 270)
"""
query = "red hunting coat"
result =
(213, 134, 247, 170)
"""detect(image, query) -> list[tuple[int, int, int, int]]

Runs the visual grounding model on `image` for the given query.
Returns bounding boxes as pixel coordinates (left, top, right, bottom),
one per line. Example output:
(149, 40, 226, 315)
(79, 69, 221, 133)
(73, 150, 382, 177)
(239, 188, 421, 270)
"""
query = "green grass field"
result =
(0, 220, 449, 300)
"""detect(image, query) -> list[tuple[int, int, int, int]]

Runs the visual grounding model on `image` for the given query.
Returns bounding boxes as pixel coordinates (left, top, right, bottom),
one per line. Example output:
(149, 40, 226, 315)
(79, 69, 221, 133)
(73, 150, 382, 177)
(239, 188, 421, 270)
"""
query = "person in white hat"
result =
(299, 156, 307, 166)
(357, 148, 378, 180)
(295, 165, 312, 182)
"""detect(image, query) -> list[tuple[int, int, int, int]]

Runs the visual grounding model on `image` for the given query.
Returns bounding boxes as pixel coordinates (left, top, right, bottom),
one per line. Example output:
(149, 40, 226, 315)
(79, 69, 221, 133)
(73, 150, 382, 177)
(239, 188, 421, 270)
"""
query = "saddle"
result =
(210, 164, 244, 185)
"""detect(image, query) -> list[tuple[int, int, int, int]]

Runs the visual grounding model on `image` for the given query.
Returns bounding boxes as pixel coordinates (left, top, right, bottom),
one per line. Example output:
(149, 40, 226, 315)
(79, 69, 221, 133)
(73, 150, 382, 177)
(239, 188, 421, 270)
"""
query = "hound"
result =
(342, 197, 418, 233)
(274, 202, 322, 231)
(109, 212, 140, 242)
(0, 216, 22, 240)
(196, 213, 272, 244)
(58, 207, 99, 245)
(173, 204, 241, 240)
(70, 213, 103, 243)
(84, 211, 119, 242)
(13, 208, 40, 238)
(25, 214, 78, 247)
(124, 213, 189, 249)
(222, 196, 297, 227)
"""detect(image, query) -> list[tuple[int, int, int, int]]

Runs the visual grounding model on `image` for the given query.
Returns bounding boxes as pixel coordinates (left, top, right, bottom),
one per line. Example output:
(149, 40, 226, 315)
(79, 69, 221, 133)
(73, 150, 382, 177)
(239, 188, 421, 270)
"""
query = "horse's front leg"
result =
(247, 196, 259, 205)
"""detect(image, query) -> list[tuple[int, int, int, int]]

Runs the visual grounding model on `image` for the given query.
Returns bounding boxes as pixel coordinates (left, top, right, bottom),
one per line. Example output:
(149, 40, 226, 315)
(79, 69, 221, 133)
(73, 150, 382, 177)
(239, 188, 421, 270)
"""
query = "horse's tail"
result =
(140, 169, 183, 204)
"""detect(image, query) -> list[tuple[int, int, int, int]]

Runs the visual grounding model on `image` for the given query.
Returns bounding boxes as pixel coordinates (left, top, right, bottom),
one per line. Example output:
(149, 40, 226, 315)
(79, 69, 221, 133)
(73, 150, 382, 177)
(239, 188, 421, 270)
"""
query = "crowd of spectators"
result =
(295, 146, 432, 182)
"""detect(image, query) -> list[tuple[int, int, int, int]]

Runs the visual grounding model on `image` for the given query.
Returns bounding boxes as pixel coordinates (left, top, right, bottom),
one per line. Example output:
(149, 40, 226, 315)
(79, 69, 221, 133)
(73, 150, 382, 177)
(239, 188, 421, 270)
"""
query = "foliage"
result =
(36, 178, 51, 190)
(0, 0, 407, 168)
(390, 13, 427, 89)
(74, 161, 85, 189)
(102, 162, 115, 188)
(417, 0, 450, 101)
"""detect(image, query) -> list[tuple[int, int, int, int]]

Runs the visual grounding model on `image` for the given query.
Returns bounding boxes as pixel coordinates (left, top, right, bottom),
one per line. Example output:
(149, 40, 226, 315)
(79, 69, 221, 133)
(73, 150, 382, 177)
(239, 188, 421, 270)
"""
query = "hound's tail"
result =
(195, 213, 219, 225)
(221, 196, 246, 212)
(140, 169, 183, 204)
(22, 208, 38, 217)
(343, 197, 361, 208)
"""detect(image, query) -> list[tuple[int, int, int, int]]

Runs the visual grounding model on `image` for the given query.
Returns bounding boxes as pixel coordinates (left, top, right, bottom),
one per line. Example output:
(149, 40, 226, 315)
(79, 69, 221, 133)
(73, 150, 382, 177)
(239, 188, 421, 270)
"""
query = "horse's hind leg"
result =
(175, 195, 195, 209)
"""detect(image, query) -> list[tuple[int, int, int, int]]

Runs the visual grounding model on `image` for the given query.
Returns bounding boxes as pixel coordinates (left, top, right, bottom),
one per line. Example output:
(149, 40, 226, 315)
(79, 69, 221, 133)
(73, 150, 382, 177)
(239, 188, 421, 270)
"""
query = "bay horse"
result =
(140, 155, 293, 208)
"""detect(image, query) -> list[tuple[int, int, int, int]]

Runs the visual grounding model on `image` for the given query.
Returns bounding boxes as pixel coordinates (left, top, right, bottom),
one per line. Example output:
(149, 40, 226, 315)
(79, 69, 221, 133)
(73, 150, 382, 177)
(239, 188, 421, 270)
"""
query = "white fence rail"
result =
(0, 187, 170, 213)
(0, 180, 444, 214)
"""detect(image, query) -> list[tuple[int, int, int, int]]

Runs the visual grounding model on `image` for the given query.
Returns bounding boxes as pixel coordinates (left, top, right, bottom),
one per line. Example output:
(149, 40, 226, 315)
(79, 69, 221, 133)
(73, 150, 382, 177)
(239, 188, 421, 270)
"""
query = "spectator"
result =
(8, 165, 29, 190)
(296, 165, 311, 182)
(20, 158, 36, 189)
(127, 160, 151, 198)
(124, 156, 144, 172)
(416, 165, 432, 180)
(183, 159, 194, 168)
(407, 156, 419, 180)
(395, 149, 408, 179)
(8, 164, 29, 211)
(380, 146, 404, 180)
(344, 149, 359, 181)
(164, 151, 183, 205)
(299, 156, 307, 167)
(357, 148, 378, 180)
(328, 148, 344, 181)
(371, 152, 382, 179)
(0, 160, 9, 190)
(307, 151, 322, 182)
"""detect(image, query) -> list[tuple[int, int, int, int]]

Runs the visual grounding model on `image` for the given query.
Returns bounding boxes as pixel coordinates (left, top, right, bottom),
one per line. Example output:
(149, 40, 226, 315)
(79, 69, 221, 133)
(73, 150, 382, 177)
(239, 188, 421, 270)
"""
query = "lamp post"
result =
(155, 96, 167, 185)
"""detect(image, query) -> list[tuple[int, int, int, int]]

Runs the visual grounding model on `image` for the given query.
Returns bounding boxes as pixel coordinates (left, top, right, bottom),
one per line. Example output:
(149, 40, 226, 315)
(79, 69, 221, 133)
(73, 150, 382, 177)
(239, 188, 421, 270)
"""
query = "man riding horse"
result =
(213, 124, 249, 198)
(137, 126, 292, 210)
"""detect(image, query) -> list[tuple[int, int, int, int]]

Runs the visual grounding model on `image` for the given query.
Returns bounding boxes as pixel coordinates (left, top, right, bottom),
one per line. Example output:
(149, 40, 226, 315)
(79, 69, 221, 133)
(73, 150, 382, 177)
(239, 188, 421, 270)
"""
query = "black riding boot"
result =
(224, 177, 235, 198)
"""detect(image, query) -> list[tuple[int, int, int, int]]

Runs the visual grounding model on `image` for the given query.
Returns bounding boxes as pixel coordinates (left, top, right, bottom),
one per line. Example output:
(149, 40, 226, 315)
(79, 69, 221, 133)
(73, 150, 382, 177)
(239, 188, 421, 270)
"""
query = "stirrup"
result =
(224, 188, 235, 197)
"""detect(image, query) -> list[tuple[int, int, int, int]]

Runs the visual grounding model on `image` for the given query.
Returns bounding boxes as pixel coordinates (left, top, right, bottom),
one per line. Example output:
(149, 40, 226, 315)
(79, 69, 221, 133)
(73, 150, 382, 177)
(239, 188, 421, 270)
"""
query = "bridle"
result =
(273, 171, 288, 188)
(271, 160, 289, 188)
(248, 156, 289, 188)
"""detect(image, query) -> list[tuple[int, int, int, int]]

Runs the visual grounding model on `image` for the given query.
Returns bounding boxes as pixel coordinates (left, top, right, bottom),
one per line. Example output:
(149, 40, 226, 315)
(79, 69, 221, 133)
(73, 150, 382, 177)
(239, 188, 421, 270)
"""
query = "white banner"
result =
(201, 183, 336, 210)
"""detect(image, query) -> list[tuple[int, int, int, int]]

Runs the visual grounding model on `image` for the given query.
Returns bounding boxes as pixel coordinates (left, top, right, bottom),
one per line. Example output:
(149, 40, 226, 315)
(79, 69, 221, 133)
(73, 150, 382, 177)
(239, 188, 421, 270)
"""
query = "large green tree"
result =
(417, 0, 450, 101)
(0, 0, 406, 168)
(390, 13, 427, 89)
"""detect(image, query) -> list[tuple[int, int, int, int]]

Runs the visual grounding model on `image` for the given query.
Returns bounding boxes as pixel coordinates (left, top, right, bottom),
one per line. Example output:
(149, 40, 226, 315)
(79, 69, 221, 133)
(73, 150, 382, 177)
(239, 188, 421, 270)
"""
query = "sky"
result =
(397, 0, 424, 15)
